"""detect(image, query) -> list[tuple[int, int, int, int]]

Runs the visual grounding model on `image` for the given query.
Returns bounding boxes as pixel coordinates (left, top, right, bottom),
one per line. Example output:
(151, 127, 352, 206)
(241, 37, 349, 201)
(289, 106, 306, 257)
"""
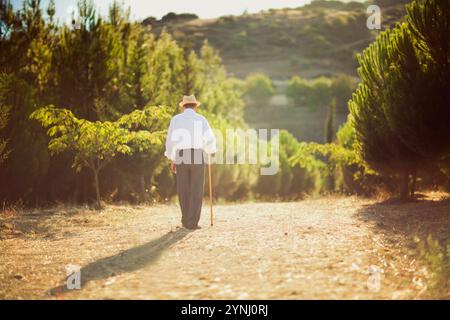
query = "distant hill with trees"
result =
(144, 0, 408, 79)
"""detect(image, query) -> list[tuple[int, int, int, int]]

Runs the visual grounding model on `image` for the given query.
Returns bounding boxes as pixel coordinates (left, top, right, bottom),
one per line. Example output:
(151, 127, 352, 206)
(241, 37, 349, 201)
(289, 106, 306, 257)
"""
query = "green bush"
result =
(244, 73, 275, 106)
(287, 75, 354, 112)
(286, 76, 312, 107)
(256, 130, 319, 199)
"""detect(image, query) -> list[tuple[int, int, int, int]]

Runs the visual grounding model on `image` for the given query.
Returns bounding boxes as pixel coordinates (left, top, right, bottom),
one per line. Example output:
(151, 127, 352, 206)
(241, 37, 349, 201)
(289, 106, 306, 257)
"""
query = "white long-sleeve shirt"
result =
(164, 108, 217, 161)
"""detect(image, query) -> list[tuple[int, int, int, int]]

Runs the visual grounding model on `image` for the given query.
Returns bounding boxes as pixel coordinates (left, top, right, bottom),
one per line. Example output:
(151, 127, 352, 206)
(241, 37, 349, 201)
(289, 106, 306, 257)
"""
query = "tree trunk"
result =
(72, 174, 81, 204)
(400, 170, 410, 200)
(140, 175, 147, 203)
(93, 169, 101, 210)
(410, 169, 417, 198)
(326, 172, 335, 192)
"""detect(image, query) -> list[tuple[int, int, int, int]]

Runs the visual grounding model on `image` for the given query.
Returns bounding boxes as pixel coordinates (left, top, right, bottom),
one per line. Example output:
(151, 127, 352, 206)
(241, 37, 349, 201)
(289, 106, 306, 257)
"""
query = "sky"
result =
(12, 0, 314, 22)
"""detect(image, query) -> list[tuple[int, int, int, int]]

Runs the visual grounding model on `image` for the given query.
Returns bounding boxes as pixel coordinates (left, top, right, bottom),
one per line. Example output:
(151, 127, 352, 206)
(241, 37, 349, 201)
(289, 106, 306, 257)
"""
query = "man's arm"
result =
(203, 117, 217, 155)
(164, 119, 176, 173)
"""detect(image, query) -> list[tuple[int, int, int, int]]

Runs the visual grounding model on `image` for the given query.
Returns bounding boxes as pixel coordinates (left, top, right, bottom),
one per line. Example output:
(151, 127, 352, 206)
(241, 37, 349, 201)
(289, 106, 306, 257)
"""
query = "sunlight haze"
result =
(12, 0, 315, 21)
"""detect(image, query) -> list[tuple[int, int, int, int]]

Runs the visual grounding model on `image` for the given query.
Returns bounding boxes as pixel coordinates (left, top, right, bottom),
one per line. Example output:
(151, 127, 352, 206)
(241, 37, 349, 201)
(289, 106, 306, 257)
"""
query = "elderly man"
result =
(164, 95, 217, 230)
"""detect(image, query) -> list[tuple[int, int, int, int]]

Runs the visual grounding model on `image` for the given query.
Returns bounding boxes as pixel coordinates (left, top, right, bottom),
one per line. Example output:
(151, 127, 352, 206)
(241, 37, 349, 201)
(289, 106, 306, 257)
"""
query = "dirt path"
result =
(1, 195, 449, 299)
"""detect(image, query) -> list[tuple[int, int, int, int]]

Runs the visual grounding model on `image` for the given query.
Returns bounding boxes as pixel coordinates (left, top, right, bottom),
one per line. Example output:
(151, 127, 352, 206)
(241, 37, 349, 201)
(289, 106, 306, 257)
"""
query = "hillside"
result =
(144, 0, 407, 80)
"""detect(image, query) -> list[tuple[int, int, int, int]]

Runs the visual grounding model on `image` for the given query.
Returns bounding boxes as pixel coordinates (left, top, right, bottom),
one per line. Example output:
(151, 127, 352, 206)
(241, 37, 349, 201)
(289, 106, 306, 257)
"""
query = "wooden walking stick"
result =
(208, 153, 214, 226)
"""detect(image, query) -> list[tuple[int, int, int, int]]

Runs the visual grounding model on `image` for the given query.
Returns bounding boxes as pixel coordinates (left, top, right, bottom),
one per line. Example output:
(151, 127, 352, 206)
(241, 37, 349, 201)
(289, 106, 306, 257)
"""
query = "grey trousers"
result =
(175, 149, 205, 228)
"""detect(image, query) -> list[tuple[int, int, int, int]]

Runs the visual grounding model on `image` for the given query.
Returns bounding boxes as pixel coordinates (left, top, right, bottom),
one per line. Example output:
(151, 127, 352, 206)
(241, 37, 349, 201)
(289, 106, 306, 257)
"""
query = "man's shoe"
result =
(185, 225, 201, 230)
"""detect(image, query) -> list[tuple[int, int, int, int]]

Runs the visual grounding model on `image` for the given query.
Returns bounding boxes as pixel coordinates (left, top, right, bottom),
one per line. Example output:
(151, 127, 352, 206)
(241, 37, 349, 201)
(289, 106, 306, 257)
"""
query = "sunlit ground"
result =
(1, 192, 448, 299)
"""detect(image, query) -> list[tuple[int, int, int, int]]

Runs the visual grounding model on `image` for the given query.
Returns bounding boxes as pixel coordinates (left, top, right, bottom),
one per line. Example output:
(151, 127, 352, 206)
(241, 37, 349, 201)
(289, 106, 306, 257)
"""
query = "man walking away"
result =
(164, 95, 217, 230)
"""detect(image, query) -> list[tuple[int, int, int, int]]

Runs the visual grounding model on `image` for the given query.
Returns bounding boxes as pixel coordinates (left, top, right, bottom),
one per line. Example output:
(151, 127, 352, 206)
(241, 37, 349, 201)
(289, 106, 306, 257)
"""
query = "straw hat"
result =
(179, 95, 201, 108)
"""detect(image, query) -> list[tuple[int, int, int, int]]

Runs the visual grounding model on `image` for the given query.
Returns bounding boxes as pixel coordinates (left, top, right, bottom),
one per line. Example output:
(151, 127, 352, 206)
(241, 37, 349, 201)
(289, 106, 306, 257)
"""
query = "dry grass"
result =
(0, 193, 448, 299)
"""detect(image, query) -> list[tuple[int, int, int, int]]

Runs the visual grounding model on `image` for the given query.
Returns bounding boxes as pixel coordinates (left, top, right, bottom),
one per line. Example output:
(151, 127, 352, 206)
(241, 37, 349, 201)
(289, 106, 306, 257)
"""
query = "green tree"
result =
(0, 70, 50, 203)
(330, 74, 357, 114)
(348, 0, 449, 199)
(193, 41, 246, 124)
(53, 0, 122, 121)
(179, 44, 201, 96)
(256, 130, 318, 198)
(0, 0, 251, 204)
(126, 29, 152, 110)
(146, 30, 184, 107)
(108, 0, 131, 65)
(244, 73, 275, 106)
(349, 28, 423, 199)
(0, 104, 9, 164)
(286, 75, 334, 110)
(0, 73, 11, 164)
(309, 77, 332, 108)
(30, 105, 170, 208)
(286, 76, 311, 106)
(383, 0, 450, 177)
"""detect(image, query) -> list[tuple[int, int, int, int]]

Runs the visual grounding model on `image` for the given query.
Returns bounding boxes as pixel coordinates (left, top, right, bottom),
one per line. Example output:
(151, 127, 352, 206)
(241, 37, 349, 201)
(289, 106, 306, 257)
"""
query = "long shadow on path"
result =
(355, 196, 450, 245)
(49, 228, 192, 297)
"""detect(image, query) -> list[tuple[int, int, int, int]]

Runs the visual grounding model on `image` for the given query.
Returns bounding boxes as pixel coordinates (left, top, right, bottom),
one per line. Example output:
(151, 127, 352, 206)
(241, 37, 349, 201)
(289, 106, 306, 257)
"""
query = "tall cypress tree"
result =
(126, 29, 152, 110)
(349, 29, 422, 199)
(53, 0, 122, 121)
(384, 0, 450, 170)
(180, 44, 201, 96)
(324, 99, 336, 144)
(349, 0, 449, 198)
